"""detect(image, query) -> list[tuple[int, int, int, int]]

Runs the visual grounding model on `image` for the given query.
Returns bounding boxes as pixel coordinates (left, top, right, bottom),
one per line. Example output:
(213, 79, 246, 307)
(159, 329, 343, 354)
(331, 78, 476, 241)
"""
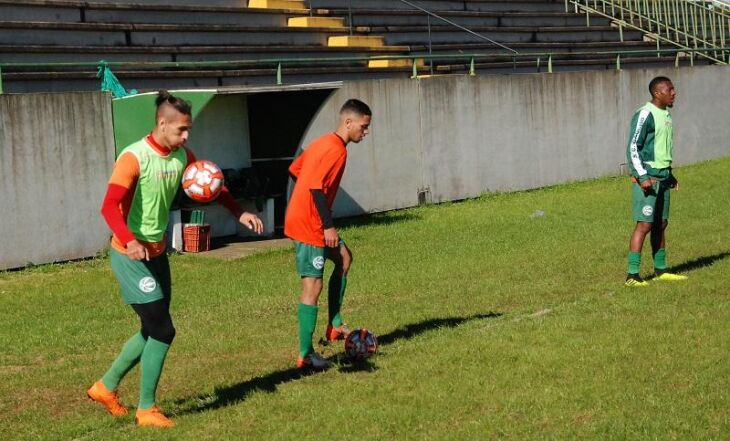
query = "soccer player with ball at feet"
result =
(285, 99, 372, 369)
(88, 90, 263, 428)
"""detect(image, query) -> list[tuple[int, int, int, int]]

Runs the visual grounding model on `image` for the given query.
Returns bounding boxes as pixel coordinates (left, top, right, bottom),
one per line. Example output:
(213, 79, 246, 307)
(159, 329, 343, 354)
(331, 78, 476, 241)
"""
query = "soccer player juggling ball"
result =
(88, 91, 263, 427)
(284, 99, 372, 369)
(625, 77, 687, 287)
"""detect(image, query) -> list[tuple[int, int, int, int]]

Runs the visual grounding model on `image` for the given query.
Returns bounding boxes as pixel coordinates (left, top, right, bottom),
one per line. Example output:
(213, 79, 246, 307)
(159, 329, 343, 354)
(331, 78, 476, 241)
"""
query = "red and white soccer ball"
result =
(344, 328, 378, 361)
(182, 160, 224, 203)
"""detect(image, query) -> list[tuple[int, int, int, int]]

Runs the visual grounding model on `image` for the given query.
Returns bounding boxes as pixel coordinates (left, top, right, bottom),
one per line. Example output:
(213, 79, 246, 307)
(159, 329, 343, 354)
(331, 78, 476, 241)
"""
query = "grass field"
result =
(2, 157, 730, 440)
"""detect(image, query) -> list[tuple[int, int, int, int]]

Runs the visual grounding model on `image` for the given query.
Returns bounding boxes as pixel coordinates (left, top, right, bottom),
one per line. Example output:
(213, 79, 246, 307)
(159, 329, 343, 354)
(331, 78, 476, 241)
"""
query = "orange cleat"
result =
(325, 324, 350, 342)
(296, 351, 332, 369)
(87, 380, 128, 417)
(135, 406, 175, 428)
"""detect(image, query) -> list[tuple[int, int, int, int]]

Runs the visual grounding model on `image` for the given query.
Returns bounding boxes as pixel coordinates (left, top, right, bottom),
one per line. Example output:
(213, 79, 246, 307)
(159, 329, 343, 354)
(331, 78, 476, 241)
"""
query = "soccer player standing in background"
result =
(88, 91, 263, 427)
(285, 99, 372, 369)
(625, 77, 688, 287)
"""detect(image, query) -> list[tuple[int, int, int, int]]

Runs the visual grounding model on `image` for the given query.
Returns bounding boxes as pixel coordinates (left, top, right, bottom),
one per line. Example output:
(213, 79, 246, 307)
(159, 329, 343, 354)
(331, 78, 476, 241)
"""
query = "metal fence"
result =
(567, 0, 730, 63)
(1, 46, 728, 94)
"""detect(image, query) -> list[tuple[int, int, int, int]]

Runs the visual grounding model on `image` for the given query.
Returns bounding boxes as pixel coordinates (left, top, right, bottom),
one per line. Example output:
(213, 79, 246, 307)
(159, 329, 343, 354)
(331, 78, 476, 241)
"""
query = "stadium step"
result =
(320, 10, 611, 28)
(415, 40, 661, 54)
(368, 58, 425, 68)
(359, 25, 644, 45)
(306, 0, 567, 13)
(0, 0, 711, 93)
(0, 21, 356, 46)
(248, 0, 307, 10)
(0, 43, 409, 63)
(328, 35, 385, 48)
(288, 17, 346, 29)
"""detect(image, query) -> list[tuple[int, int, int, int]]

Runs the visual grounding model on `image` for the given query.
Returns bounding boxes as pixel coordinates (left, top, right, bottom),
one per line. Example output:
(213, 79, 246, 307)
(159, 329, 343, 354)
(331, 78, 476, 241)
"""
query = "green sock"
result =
(101, 331, 147, 391)
(297, 303, 318, 358)
(138, 337, 171, 410)
(627, 251, 642, 275)
(328, 274, 347, 327)
(653, 248, 667, 271)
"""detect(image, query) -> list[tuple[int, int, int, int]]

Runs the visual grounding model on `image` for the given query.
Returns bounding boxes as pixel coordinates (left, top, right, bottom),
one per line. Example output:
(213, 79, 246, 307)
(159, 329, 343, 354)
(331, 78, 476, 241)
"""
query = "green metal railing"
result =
(0, 46, 726, 94)
(566, 0, 730, 64)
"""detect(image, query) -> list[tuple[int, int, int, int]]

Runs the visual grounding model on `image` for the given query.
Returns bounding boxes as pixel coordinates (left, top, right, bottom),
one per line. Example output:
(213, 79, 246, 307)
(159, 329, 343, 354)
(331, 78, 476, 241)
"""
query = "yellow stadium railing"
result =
(566, 0, 730, 64)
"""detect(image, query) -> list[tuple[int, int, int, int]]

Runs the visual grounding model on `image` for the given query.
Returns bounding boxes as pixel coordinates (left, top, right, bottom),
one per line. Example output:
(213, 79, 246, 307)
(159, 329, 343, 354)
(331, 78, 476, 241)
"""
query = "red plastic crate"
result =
(183, 224, 211, 253)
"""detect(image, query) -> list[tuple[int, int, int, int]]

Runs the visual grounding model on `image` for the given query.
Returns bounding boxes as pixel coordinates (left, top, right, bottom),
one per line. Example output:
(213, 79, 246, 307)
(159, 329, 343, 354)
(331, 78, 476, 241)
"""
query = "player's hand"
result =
(324, 227, 339, 248)
(639, 179, 653, 193)
(667, 175, 679, 191)
(239, 212, 264, 235)
(126, 240, 149, 261)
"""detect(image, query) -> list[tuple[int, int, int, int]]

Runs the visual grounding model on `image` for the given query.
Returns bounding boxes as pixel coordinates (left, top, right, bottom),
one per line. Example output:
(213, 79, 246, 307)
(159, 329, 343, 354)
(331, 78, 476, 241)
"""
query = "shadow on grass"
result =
(669, 251, 730, 273)
(646, 251, 730, 280)
(337, 211, 421, 229)
(375, 313, 502, 346)
(173, 312, 501, 415)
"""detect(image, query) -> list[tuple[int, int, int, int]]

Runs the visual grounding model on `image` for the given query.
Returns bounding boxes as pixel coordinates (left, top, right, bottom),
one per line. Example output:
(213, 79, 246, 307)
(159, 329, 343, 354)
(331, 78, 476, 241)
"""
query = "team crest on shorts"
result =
(139, 277, 157, 293)
(312, 256, 325, 270)
(642, 205, 654, 217)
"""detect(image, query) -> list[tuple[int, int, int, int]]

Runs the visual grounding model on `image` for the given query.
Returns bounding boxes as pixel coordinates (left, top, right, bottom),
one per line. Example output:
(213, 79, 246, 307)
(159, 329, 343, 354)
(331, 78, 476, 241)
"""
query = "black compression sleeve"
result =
(311, 189, 334, 229)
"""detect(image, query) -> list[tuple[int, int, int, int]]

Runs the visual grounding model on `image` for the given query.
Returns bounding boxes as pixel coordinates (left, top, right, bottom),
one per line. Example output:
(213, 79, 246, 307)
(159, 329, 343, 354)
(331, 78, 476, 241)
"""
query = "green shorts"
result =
(293, 240, 345, 278)
(632, 180, 671, 223)
(110, 249, 171, 305)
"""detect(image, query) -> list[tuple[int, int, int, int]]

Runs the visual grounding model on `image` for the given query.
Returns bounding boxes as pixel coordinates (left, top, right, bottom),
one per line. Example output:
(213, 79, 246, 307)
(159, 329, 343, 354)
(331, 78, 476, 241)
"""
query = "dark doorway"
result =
(247, 88, 336, 234)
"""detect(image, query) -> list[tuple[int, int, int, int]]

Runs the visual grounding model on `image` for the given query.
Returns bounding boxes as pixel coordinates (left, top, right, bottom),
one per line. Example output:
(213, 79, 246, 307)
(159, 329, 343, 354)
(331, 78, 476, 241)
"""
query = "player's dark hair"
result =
(649, 76, 672, 96)
(155, 90, 192, 117)
(340, 99, 372, 117)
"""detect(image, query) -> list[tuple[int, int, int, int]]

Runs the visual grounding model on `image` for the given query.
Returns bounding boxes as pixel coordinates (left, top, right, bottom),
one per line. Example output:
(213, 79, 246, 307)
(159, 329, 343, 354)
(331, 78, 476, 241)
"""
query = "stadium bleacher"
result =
(0, 0, 711, 93)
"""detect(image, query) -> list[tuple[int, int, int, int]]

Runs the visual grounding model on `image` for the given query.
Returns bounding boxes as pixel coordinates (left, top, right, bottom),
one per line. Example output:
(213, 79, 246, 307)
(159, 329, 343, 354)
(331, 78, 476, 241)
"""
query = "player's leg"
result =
(128, 253, 175, 427)
(652, 185, 687, 281)
(132, 298, 176, 427)
(294, 241, 330, 368)
(89, 328, 146, 417)
(627, 222, 652, 286)
(325, 241, 353, 341)
(650, 219, 668, 270)
(626, 181, 656, 287)
(88, 248, 158, 417)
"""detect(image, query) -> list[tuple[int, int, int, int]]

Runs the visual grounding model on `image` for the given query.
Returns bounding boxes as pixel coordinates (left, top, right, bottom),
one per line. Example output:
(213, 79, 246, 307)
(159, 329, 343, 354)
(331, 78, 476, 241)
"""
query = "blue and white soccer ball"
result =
(344, 328, 378, 361)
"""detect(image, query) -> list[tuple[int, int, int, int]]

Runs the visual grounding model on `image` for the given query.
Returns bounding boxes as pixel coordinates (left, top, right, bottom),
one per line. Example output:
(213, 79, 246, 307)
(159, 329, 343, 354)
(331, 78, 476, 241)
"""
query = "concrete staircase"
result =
(0, 0, 701, 93)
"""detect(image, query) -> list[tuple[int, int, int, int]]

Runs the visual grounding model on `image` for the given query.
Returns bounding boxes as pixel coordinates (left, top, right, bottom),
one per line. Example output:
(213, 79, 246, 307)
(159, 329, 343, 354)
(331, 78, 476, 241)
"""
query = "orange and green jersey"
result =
(102, 135, 246, 258)
(284, 133, 347, 247)
(103, 135, 193, 258)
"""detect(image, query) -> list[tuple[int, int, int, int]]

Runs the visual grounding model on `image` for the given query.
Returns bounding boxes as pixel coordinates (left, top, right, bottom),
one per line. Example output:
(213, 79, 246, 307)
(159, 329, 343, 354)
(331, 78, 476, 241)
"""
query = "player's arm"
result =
(184, 147, 263, 234)
(311, 189, 337, 247)
(310, 149, 347, 248)
(100, 152, 148, 260)
(626, 110, 653, 191)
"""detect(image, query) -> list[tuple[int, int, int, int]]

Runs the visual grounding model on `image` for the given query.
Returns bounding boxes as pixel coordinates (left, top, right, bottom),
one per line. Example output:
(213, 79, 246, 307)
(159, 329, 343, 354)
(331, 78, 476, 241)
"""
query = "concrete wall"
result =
(297, 65, 730, 217)
(0, 92, 115, 270)
(1, 65, 727, 269)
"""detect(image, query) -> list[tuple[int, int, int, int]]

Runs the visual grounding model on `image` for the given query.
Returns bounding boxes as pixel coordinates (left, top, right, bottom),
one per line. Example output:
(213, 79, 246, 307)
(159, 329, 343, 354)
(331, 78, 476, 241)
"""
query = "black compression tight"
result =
(131, 298, 176, 345)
